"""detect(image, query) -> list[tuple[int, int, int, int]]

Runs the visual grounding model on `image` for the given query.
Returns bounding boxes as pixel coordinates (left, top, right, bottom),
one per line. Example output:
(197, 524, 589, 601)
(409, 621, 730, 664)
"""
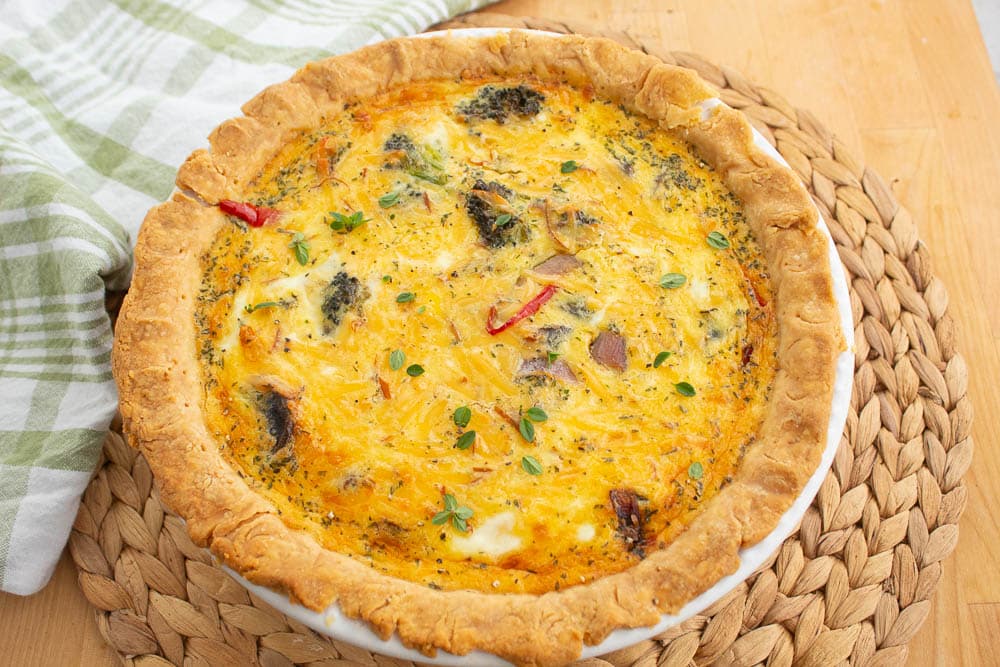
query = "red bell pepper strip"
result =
(219, 199, 281, 227)
(486, 284, 558, 335)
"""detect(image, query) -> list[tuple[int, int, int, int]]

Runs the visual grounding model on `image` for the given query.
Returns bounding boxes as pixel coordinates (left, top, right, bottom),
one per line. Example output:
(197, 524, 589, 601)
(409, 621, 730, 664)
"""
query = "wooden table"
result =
(2, 1, 998, 664)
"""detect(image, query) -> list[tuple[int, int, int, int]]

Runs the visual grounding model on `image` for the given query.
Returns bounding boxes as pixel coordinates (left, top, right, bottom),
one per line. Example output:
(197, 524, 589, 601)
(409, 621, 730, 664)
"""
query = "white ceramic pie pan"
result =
(224, 28, 856, 666)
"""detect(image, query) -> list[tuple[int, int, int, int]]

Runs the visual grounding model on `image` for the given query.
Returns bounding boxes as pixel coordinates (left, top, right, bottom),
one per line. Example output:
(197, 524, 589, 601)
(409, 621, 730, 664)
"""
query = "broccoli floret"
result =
(383, 133, 414, 153)
(464, 179, 529, 248)
(382, 133, 447, 185)
(457, 85, 545, 123)
(321, 271, 369, 333)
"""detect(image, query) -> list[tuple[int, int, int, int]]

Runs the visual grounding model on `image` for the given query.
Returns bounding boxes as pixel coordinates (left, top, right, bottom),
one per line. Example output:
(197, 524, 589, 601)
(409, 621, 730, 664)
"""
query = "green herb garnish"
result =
(519, 417, 535, 443)
(381, 274, 392, 283)
(674, 381, 696, 397)
(653, 351, 672, 368)
(406, 364, 425, 377)
(518, 406, 547, 443)
(547, 351, 560, 363)
(389, 349, 405, 371)
(659, 273, 686, 289)
(493, 213, 514, 227)
(378, 191, 401, 208)
(396, 291, 416, 303)
(455, 431, 476, 450)
(328, 210, 368, 233)
(524, 406, 548, 422)
(287, 233, 310, 265)
(707, 231, 730, 249)
(453, 406, 472, 428)
(688, 461, 704, 480)
(432, 493, 473, 532)
(560, 160, 579, 174)
(244, 301, 279, 313)
(521, 455, 543, 475)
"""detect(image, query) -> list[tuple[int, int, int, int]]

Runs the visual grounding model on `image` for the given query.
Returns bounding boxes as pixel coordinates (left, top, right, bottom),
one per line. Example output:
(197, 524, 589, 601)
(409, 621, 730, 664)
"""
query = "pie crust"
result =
(113, 32, 842, 665)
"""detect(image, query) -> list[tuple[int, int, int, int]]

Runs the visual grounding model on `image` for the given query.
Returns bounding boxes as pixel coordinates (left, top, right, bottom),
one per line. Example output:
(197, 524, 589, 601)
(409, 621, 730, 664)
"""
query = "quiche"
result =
(113, 31, 842, 665)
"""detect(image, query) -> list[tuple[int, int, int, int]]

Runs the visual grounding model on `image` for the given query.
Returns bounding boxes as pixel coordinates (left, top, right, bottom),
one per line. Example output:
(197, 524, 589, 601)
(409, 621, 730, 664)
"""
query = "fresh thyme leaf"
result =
(328, 210, 368, 233)
(653, 351, 672, 368)
(381, 274, 392, 283)
(453, 406, 472, 428)
(521, 455, 543, 475)
(435, 494, 472, 532)
(396, 291, 416, 303)
(493, 213, 513, 227)
(547, 351, 560, 363)
(288, 233, 309, 265)
(524, 406, 548, 422)
(455, 430, 476, 450)
(707, 231, 730, 249)
(378, 191, 401, 208)
(519, 416, 535, 442)
(406, 364, 425, 377)
(675, 381, 696, 397)
(688, 461, 704, 480)
(244, 301, 279, 313)
(659, 273, 686, 289)
(389, 349, 405, 371)
(560, 160, 579, 174)
(416, 305, 426, 314)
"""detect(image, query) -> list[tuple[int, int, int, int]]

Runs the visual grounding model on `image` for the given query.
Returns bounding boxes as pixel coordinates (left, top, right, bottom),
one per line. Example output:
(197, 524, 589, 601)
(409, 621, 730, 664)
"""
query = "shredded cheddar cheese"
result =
(195, 77, 777, 594)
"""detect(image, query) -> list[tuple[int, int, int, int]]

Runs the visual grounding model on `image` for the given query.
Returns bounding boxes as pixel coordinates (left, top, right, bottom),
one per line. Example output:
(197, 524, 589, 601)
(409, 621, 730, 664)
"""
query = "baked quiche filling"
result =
(196, 77, 777, 595)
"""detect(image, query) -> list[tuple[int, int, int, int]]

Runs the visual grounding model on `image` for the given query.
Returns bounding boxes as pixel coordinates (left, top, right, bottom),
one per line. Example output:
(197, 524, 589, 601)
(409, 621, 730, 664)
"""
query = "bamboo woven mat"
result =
(69, 13, 973, 667)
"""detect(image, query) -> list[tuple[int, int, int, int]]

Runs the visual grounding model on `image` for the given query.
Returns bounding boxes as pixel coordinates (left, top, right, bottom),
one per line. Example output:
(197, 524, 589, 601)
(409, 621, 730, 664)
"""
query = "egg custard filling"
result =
(195, 77, 777, 595)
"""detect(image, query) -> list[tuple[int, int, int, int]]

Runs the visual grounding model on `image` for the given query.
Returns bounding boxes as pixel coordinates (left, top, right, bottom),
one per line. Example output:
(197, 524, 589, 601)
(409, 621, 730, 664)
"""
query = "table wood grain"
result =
(1, 1, 997, 664)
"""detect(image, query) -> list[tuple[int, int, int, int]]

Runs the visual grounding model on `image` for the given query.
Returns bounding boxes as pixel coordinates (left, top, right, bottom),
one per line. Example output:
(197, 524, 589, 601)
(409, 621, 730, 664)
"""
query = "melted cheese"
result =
(196, 77, 777, 594)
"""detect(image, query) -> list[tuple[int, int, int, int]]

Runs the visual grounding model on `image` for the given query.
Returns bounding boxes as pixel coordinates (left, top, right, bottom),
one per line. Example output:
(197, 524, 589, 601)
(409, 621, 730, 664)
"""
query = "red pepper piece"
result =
(219, 199, 280, 228)
(738, 262, 768, 308)
(486, 284, 558, 335)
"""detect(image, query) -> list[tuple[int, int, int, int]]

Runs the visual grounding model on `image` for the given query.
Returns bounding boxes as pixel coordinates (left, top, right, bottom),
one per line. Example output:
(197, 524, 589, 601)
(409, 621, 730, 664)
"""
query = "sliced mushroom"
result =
(609, 488, 646, 556)
(258, 390, 293, 453)
(532, 254, 581, 276)
(590, 330, 628, 371)
(517, 357, 579, 383)
(247, 375, 298, 457)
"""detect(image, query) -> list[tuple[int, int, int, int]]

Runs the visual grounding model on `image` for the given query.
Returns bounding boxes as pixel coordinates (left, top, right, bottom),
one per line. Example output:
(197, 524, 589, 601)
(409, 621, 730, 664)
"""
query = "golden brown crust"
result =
(113, 31, 842, 666)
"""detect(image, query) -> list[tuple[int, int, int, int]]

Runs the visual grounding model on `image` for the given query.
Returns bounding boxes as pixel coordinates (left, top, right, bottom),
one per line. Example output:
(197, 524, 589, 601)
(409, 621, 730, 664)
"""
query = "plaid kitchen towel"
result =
(0, 0, 493, 596)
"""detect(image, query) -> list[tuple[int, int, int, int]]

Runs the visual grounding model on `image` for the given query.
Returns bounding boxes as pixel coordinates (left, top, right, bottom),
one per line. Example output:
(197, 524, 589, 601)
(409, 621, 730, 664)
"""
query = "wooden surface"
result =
(1, 1, 998, 665)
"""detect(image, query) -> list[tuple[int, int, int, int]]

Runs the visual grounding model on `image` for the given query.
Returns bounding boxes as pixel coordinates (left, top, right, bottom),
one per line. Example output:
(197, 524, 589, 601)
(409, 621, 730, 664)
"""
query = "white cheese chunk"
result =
(451, 511, 521, 558)
(689, 277, 710, 305)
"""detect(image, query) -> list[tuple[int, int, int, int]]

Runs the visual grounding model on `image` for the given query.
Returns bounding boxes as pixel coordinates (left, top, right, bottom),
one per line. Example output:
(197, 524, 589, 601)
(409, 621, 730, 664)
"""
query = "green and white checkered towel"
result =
(0, 0, 492, 596)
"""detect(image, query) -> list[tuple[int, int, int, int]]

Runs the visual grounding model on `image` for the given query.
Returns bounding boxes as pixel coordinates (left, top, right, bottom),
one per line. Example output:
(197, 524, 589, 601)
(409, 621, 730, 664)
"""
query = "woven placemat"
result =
(69, 13, 973, 667)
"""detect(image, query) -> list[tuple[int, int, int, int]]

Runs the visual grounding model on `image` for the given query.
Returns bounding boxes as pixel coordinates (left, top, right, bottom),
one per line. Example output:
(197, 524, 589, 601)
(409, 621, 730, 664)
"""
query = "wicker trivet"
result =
(69, 13, 972, 666)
